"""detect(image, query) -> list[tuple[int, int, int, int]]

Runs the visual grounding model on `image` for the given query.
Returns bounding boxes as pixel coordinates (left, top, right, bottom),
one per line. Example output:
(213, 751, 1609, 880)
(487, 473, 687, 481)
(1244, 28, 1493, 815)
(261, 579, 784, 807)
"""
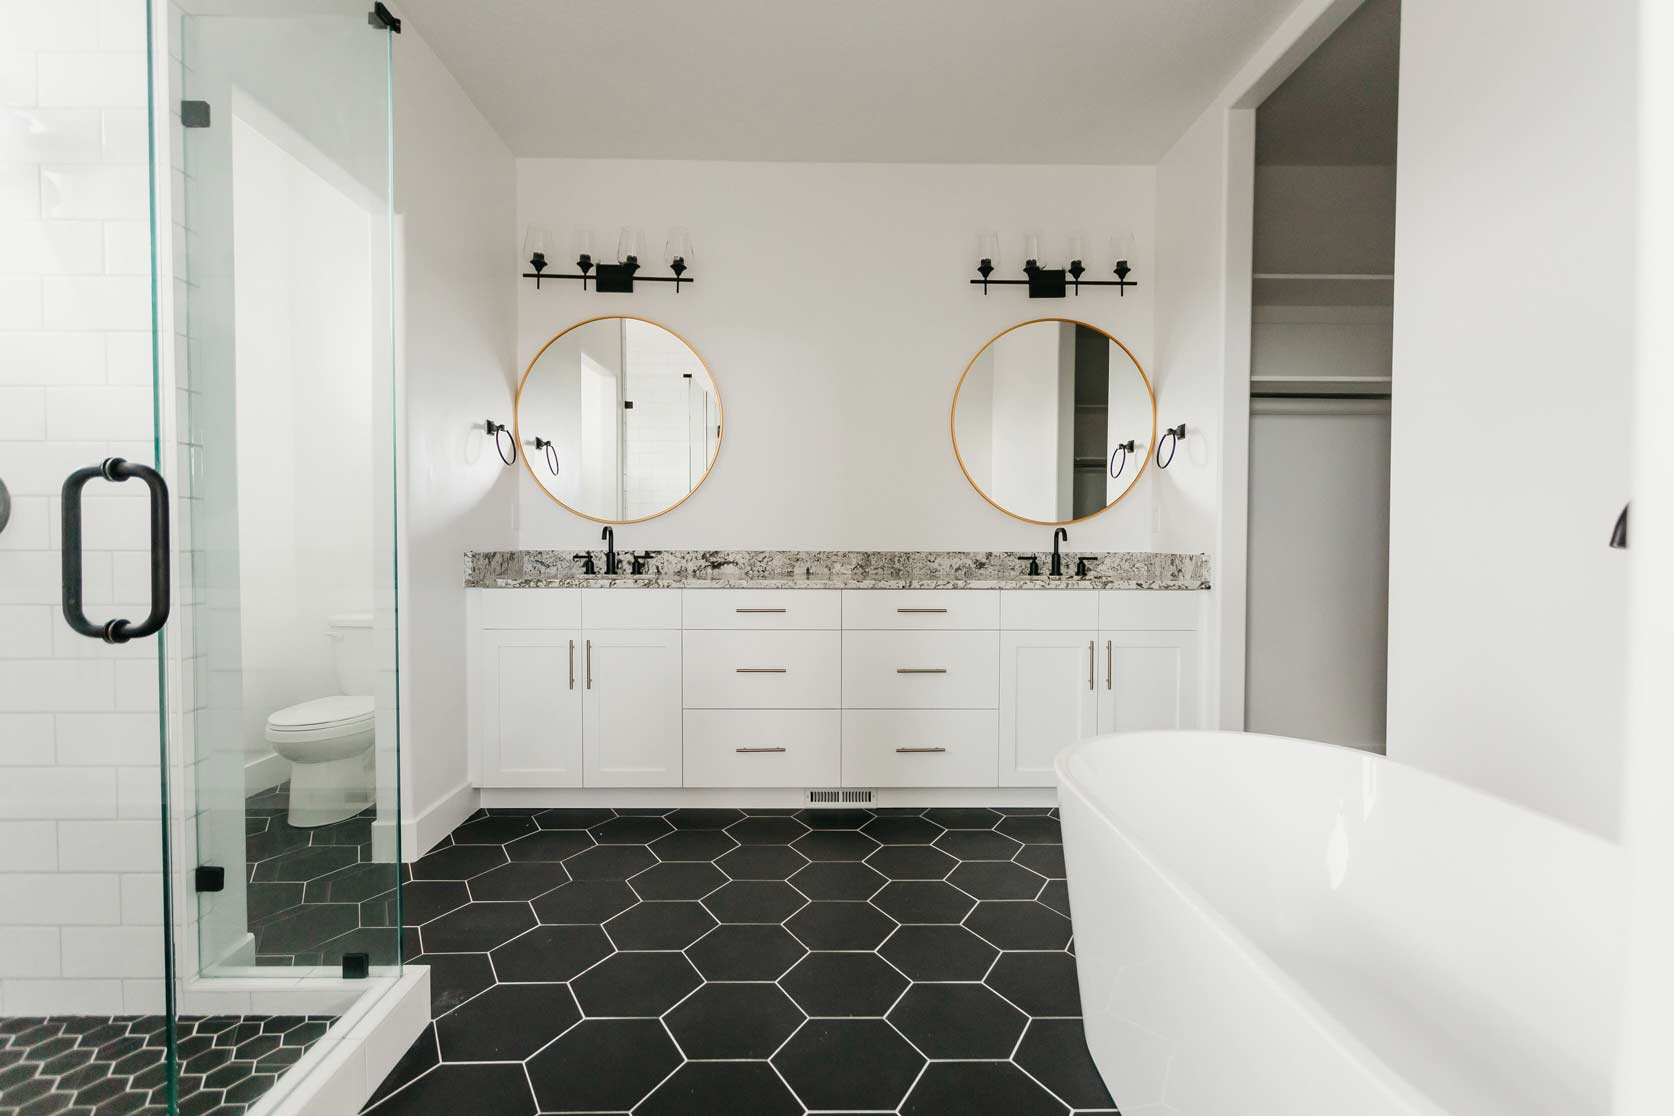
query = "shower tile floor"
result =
(245, 784, 400, 968)
(0, 1013, 333, 1116)
(363, 806, 1116, 1116)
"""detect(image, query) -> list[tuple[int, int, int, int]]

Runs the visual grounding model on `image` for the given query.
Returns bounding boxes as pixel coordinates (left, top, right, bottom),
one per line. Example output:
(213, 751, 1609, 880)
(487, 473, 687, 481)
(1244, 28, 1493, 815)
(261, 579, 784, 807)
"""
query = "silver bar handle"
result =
(897, 667, 947, 674)
(1089, 640, 1095, 690)
(736, 667, 787, 673)
(736, 607, 787, 613)
(897, 607, 948, 614)
(585, 639, 592, 689)
(569, 639, 575, 690)
(895, 747, 947, 754)
(1106, 639, 1113, 690)
(736, 746, 787, 753)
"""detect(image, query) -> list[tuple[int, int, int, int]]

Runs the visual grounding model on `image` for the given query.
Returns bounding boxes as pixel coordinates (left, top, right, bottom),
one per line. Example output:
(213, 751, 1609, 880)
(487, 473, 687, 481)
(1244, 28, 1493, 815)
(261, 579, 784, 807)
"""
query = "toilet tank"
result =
(329, 612, 376, 696)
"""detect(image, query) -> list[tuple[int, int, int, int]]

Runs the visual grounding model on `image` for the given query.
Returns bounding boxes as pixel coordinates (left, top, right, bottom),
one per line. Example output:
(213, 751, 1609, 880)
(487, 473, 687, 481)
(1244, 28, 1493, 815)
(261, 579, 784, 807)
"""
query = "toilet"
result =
(265, 613, 377, 828)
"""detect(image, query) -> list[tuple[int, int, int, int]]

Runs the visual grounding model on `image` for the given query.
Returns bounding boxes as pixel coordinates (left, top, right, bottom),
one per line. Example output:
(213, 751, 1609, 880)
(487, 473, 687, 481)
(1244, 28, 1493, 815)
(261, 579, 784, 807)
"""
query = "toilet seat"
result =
(266, 695, 375, 744)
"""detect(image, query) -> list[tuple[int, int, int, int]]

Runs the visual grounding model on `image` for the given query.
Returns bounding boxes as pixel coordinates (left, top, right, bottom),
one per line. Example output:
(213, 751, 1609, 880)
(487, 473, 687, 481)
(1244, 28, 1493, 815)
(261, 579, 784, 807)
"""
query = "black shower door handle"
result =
(62, 458, 170, 644)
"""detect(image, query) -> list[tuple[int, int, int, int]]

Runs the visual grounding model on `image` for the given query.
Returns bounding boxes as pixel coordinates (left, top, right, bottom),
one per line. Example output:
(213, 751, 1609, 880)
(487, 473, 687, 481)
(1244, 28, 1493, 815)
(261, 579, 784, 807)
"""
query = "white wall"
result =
(231, 112, 374, 769)
(514, 159, 1160, 552)
(393, 28, 518, 845)
(0, 0, 164, 1016)
(1386, 0, 1636, 839)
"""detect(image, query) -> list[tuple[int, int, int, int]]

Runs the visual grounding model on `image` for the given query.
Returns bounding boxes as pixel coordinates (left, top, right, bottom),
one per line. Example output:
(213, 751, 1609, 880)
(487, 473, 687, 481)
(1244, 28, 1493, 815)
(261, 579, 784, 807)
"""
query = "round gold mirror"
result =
(516, 316, 722, 524)
(951, 318, 1155, 525)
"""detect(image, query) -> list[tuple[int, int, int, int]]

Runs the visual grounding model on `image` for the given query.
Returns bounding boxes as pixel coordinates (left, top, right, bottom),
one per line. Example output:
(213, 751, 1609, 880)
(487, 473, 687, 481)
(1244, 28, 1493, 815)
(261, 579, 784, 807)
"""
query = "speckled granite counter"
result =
(465, 550, 1211, 590)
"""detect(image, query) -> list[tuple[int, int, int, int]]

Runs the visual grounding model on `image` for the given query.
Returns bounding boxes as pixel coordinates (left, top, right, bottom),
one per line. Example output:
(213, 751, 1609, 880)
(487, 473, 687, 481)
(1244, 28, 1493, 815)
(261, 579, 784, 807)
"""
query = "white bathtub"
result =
(1056, 731, 1625, 1116)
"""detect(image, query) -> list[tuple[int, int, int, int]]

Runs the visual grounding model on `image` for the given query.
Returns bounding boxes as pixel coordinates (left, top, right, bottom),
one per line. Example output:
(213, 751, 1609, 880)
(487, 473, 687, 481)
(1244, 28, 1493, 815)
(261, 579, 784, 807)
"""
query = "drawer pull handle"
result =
(1089, 640, 1095, 691)
(736, 667, 788, 673)
(736, 607, 787, 613)
(736, 746, 787, 753)
(585, 639, 592, 689)
(1106, 639, 1113, 690)
(897, 667, 947, 674)
(568, 639, 575, 690)
(895, 746, 947, 754)
(896, 607, 948, 614)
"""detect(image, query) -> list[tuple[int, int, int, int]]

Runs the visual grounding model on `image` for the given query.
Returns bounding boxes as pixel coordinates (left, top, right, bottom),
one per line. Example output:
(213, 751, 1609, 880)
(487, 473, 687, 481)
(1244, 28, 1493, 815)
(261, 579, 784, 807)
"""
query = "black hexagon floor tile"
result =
(604, 901, 717, 950)
(651, 828, 739, 862)
(997, 815, 1063, 844)
(435, 983, 579, 1061)
(794, 807, 872, 829)
(701, 880, 807, 924)
(525, 1019, 680, 1113)
(935, 828, 1025, 861)
(571, 951, 703, 1016)
(879, 924, 999, 981)
(1038, 878, 1072, 917)
(964, 901, 1073, 950)
(922, 807, 1002, 829)
(408, 843, 508, 880)
(780, 952, 909, 1017)
(502, 829, 593, 862)
(562, 843, 657, 881)
(465, 860, 570, 901)
(725, 815, 810, 844)
(901, 1060, 1068, 1116)
(666, 807, 745, 829)
(535, 807, 616, 829)
(685, 923, 808, 981)
(631, 860, 728, 900)
(785, 901, 897, 951)
(716, 844, 808, 880)
(420, 901, 536, 953)
(366, 1062, 535, 1116)
(489, 924, 612, 982)
(592, 814, 674, 844)
(1015, 843, 1067, 879)
(887, 982, 1028, 1059)
(984, 951, 1082, 1017)
(665, 982, 805, 1059)
(532, 880, 637, 924)
(788, 860, 887, 900)
(872, 880, 978, 924)
(409, 953, 495, 1016)
(948, 860, 1048, 900)
(450, 814, 538, 845)
(1015, 1018, 1117, 1109)
(772, 1018, 925, 1112)
(866, 844, 958, 880)
(792, 830, 880, 862)
(861, 814, 945, 844)
(637, 1062, 801, 1116)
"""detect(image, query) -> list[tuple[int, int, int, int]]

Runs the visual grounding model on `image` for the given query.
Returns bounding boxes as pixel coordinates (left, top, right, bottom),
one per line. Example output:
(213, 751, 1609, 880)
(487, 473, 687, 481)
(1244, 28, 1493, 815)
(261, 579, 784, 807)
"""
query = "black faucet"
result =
(630, 551, 657, 575)
(573, 553, 596, 574)
(601, 527, 618, 575)
(1050, 527, 1068, 577)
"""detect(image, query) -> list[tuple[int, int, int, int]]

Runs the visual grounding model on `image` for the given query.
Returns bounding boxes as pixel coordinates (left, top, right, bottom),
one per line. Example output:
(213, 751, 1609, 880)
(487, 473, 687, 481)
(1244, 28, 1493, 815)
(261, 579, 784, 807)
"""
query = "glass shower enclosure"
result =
(0, 2, 401, 1113)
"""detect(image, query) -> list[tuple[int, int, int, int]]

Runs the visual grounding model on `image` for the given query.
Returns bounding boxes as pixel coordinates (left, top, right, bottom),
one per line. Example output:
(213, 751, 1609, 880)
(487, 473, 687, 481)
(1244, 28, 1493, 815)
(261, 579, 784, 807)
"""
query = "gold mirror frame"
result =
(515, 315, 723, 525)
(949, 317, 1156, 527)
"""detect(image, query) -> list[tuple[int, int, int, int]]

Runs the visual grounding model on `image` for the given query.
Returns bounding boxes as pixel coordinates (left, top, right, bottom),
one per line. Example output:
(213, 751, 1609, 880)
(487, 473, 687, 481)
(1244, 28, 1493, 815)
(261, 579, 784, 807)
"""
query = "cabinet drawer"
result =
(1000, 590, 1100, 630)
(1098, 590, 1199, 631)
(682, 589, 841, 630)
(842, 630, 999, 708)
(583, 588, 682, 629)
(842, 710, 998, 787)
(683, 630, 841, 708)
(842, 590, 999, 630)
(477, 588, 581, 629)
(684, 710, 841, 787)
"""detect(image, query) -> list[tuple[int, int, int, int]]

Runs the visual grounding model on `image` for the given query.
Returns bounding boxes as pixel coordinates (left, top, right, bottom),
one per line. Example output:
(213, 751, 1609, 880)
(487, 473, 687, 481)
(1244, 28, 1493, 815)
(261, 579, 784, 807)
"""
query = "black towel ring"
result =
(535, 437, 560, 477)
(1157, 423, 1186, 470)
(1109, 440, 1136, 481)
(485, 420, 516, 466)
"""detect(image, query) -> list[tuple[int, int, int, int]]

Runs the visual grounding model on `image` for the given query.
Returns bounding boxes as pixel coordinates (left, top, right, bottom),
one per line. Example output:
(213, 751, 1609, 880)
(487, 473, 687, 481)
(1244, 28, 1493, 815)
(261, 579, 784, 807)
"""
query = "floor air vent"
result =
(805, 788, 875, 807)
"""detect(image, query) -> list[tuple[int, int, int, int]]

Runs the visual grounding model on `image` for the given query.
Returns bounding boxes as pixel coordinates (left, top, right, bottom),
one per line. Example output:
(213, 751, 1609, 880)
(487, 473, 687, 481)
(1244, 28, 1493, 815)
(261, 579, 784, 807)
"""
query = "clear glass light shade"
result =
(523, 224, 552, 268)
(1067, 232, 1087, 264)
(574, 227, 595, 262)
(977, 231, 1000, 264)
(1110, 230, 1136, 264)
(665, 227, 695, 266)
(618, 225, 646, 264)
(1023, 232, 1042, 265)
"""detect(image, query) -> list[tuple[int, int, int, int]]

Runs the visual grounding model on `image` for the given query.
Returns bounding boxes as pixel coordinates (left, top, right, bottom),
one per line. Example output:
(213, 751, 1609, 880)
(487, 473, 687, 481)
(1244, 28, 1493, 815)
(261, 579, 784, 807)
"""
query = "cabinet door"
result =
(1097, 630, 1201, 733)
(583, 628, 683, 787)
(999, 630, 1100, 787)
(479, 629, 583, 787)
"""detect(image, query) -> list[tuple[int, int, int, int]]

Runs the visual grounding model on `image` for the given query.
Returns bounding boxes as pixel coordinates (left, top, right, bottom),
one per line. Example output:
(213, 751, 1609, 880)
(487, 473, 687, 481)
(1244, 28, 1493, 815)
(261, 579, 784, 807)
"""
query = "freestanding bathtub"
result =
(1056, 731, 1625, 1116)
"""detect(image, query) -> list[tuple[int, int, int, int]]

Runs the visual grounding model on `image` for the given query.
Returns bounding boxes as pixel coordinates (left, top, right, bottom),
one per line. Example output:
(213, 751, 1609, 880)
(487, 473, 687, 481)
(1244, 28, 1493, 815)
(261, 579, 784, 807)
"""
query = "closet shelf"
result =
(1254, 272, 1394, 308)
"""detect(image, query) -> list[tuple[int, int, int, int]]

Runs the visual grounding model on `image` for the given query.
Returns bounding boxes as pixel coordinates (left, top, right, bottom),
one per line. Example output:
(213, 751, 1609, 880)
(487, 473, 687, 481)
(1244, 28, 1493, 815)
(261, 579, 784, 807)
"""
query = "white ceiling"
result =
(398, 0, 1303, 164)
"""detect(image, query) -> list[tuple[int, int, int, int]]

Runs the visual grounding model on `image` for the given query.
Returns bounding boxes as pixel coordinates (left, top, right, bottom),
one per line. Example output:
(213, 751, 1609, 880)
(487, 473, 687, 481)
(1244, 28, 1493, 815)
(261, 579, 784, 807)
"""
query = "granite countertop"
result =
(465, 550, 1211, 591)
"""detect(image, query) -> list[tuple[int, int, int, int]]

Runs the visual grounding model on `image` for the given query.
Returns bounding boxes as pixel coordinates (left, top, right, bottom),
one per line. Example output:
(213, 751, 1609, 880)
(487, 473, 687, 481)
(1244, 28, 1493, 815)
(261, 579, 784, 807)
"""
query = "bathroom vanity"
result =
(466, 550, 1209, 804)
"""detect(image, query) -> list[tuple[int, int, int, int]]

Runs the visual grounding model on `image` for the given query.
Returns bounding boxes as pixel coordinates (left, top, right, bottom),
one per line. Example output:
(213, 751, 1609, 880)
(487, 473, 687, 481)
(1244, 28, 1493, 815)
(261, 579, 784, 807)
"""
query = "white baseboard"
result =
(477, 786, 1060, 810)
(246, 751, 290, 794)
(373, 781, 480, 862)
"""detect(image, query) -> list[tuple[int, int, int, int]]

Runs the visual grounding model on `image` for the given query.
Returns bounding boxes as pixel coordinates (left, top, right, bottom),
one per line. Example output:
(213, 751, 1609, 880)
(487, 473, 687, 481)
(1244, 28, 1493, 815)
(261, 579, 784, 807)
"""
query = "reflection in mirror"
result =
(952, 319, 1154, 524)
(518, 316, 721, 522)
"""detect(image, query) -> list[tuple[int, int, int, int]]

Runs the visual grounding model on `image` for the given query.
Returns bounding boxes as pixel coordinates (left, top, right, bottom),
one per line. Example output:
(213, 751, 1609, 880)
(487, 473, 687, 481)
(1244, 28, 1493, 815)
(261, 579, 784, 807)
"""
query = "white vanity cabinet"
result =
(469, 584, 1203, 793)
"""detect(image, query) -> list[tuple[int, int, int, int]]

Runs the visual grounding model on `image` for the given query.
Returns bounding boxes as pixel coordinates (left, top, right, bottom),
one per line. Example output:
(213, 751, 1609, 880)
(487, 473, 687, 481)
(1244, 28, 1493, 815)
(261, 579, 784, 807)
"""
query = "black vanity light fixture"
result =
(1156, 423, 1186, 469)
(522, 224, 696, 294)
(973, 230, 1138, 299)
(485, 420, 516, 466)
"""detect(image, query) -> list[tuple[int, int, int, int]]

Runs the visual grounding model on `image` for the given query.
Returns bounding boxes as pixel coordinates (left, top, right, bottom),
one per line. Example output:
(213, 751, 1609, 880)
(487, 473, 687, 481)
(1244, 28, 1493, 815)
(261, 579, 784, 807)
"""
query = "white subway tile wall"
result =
(0, 0, 162, 1015)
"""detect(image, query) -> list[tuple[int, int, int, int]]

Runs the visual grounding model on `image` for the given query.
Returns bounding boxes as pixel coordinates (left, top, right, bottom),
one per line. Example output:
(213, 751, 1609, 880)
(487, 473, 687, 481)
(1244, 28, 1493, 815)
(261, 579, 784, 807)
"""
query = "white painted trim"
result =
(379, 780, 479, 860)
(246, 750, 290, 793)
(479, 786, 1059, 810)
(1214, 108, 1255, 731)
(253, 968, 430, 1116)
